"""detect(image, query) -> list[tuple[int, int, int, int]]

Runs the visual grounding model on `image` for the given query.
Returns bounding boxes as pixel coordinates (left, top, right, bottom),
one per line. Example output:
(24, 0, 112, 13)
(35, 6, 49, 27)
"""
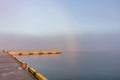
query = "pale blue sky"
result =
(0, 0, 119, 36)
(0, 0, 120, 51)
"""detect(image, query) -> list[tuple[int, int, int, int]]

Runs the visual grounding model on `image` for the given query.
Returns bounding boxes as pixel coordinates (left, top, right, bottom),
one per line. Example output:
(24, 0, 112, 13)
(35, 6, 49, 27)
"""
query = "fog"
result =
(0, 32, 120, 52)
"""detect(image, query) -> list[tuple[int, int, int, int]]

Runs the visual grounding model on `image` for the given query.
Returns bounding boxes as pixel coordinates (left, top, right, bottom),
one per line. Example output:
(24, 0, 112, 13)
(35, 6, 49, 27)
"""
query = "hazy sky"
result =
(0, 0, 120, 36)
(0, 0, 120, 51)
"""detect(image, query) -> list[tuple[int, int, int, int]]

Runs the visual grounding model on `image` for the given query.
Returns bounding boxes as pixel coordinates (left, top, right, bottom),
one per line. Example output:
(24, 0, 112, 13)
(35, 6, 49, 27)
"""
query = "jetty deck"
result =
(0, 51, 35, 80)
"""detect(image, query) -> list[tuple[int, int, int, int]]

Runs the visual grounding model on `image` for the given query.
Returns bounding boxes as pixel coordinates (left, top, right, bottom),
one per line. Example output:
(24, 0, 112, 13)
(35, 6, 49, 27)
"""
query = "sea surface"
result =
(17, 50, 120, 80)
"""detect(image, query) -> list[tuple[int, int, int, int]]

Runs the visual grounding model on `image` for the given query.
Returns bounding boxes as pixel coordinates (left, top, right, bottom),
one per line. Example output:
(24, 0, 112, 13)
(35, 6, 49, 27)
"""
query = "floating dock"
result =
(0, 51, 36, 80)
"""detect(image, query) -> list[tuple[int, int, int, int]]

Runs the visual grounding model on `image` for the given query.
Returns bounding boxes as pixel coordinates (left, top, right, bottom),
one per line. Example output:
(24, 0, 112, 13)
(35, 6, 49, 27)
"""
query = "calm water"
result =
(17, 51, 120, 80)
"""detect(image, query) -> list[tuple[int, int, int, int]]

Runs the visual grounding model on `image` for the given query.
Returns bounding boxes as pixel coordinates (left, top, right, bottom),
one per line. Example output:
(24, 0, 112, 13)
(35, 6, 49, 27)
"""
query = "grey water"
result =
(17, 50, 120, 80)
(15, 34, 120, 80)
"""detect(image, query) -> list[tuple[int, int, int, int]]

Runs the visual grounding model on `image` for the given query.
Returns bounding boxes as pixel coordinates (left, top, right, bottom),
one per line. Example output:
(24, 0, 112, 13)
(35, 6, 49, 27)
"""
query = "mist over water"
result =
(0, 32, 120, 52)
(10, 33, 120, 80)
(0, 33, 67, 51)
(0, 0, 119, 79)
